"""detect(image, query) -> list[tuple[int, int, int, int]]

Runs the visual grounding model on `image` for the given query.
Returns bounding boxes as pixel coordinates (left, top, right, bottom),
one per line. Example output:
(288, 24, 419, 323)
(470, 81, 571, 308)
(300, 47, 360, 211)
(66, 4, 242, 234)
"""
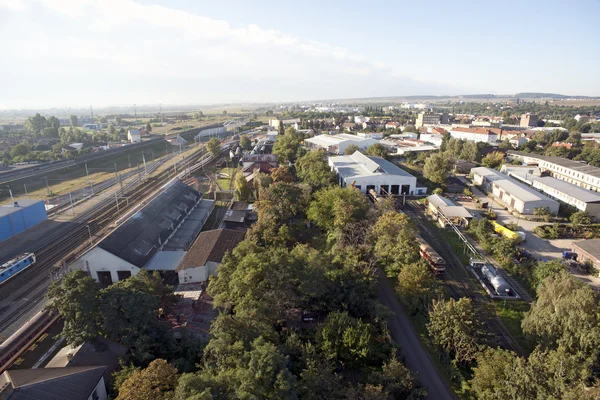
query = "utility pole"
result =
(142, 151, 148, 175)
(23, 183, 27, 195)
(134, 103, 137, 119)
(7, 185, 13, 201)
(114, 162, 121, 192)
(87, 224, 93, 246)
(114, 192, 120, 215)
(69, 192, 74, 215)
(44, 176, 50, 196)
(90, 105, 93, 123)
(85, 163, 94, 195)
(128, 154, 131, 169)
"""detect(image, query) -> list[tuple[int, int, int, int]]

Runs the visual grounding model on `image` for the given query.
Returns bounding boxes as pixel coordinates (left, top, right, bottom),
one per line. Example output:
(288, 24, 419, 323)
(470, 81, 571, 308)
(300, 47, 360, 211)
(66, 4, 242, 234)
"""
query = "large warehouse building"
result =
(0, 199, 48, 242)
(305, 134, 379, 155)
(471, 167, 559, 215)
(328, 151, 424, 195)
(572, 239, 600, 272)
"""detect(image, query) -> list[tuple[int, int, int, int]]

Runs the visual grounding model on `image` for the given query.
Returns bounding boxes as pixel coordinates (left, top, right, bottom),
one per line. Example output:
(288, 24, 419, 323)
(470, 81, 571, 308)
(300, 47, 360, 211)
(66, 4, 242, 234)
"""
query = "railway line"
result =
(404, 200, 522, 355)
(0, 142, 225, 338)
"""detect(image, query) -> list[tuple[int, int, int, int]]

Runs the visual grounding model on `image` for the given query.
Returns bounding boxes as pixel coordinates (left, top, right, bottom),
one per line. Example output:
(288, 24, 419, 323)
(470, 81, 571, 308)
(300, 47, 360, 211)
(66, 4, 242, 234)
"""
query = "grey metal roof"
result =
(533, 176, 600, 203)
(0, 199, 44, 218)
(330, 151, 415, 179)
(472, 167, 557, 203)
(6, 366, 106, 400)
(98, 179, 200, 268)
(573, 239, 600, 260)
(508, 151, 600, 179)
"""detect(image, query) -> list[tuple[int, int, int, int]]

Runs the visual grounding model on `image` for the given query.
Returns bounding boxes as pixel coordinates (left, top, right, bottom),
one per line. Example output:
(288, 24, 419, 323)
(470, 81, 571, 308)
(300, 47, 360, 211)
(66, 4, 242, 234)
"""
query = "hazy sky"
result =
(1, 0, 599, 109)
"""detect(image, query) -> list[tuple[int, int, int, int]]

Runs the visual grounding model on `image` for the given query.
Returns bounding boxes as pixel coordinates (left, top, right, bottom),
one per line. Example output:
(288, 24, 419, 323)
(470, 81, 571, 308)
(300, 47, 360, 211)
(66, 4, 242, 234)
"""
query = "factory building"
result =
(507, 151, 600, 193)
(572, 239, 600, 272)
(304, 134, 379, 155)
(74, 180, 208, 287)
(0, 199, 48, 242)
(531, 177, 600, 219)
(471, 167, 559, 215)
(328, 151, 424, 195)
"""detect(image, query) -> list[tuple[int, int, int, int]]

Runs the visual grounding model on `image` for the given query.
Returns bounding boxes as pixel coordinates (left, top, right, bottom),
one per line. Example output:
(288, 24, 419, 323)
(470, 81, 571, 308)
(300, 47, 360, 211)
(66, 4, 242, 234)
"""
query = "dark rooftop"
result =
(178, 228, 245, 270)
(573, 239, 600, 261)
(3, 366, 106, 400)
(508, 150, 600, 179)
(98, 179, 201, 268)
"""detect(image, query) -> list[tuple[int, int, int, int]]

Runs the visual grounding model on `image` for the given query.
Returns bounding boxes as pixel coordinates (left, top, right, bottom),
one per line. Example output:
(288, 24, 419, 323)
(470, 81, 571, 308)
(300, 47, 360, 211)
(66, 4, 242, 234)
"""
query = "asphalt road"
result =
(378, 273, 457, 400)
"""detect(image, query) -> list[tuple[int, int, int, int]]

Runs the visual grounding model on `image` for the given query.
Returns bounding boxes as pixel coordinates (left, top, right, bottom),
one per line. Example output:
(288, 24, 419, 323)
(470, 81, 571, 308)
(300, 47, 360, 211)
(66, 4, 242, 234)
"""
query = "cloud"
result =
(0, 0, 25, 10)
(0, 0, 461, 108)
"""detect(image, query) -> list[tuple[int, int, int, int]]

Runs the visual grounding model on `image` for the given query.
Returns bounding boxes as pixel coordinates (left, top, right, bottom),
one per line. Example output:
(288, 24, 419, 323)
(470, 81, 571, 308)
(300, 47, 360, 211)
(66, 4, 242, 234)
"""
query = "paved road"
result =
(378, 273, 457, 400)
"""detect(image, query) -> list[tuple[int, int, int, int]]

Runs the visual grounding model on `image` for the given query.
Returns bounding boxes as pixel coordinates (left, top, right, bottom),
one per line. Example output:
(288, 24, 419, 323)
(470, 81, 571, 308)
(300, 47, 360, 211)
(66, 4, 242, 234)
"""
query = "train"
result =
(470, 258, 512, 296)
(0, 310, 59, 373)
(0, 253, 36, 285)
(415, 234, 446, 275)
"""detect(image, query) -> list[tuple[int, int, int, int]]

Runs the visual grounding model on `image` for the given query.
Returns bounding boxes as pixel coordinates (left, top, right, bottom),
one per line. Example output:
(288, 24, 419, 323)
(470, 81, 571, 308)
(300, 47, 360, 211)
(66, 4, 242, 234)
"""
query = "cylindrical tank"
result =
(481, 264, 511, 295)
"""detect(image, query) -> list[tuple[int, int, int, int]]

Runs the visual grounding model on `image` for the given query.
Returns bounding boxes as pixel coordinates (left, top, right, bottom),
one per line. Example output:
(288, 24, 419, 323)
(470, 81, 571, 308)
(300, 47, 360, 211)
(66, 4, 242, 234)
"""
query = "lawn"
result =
(215, 167, 238, 191)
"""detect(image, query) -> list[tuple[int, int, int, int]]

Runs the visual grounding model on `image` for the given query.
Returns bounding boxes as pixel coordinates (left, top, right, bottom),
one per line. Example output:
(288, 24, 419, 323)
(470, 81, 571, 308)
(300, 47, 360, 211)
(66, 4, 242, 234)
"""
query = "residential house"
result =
(450, 127, 498, 143)
(127, 129, 141, 143)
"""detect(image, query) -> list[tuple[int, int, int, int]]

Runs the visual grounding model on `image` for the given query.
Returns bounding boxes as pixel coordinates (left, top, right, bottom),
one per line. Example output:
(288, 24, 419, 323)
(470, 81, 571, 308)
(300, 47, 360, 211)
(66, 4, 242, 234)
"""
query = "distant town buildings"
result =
(304, 134, 379, 155)
(415, 112, 449, 127)
(449, 127, 498, 143)
(520, 113, 539, 128)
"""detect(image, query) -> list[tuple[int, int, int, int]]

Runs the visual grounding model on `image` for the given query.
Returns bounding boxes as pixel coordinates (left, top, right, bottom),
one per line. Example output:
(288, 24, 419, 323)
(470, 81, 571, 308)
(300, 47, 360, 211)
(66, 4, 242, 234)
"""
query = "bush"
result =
(484, 210, 497, 220)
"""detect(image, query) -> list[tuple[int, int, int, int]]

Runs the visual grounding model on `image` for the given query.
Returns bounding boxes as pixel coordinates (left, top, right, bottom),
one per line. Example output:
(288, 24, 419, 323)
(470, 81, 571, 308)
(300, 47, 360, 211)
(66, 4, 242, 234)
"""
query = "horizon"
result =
(1, 0, 599, 109)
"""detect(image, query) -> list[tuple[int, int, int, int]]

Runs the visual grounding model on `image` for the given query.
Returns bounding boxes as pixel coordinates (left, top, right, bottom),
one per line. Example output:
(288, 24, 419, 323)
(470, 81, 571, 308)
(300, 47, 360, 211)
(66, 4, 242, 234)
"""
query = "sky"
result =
(0, 0, 599, 109)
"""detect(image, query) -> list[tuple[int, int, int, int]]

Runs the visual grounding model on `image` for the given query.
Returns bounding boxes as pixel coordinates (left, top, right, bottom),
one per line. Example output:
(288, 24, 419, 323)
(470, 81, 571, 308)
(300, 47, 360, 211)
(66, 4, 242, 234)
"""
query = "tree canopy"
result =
(295, 150, 337, 191)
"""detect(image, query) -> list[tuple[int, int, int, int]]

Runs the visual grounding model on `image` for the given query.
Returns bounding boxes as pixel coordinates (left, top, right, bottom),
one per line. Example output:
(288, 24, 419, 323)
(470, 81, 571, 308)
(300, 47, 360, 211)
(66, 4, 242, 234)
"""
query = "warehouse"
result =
(74, 180, 204, 287)
(304, 134, 379, 155)
(328, 151, 423, 195)
(426, 194, 473, 227)
(0, 199, 48, 242)
(471, 167, 559, 215)
(531, 176, 600, 219)
(572, 239, 600, 272)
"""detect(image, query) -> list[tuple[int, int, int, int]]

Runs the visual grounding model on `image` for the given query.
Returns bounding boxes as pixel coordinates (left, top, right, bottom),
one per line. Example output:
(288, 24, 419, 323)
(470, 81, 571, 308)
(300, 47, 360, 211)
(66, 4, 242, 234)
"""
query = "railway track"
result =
(404, 200, 522, 355)
(0, 144, 220, 336)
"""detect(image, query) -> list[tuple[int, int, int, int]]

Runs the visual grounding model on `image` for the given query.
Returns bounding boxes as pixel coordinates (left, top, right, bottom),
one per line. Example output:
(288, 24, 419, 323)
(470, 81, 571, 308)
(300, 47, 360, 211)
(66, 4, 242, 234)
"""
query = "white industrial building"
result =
(304, 134, 379, 155)
(357, 132, 383, 140)
(471, 167, 559, 215)
(507, 151, 600, 192)
(419, 133, 444, 147)
(328, 151, 425, 195)
(427, 194, 473, 227)
(531, 177, 600, 219)
(450, 127, 498, 143)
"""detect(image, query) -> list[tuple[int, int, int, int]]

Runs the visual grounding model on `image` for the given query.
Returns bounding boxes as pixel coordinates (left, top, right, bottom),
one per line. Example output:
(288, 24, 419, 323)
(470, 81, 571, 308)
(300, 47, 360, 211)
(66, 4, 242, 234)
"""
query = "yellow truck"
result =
(491, 221, 526, 243)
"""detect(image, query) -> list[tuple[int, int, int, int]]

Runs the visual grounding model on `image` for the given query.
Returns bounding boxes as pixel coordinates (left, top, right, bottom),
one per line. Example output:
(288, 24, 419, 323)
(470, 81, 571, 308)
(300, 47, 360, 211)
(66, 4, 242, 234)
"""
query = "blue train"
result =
(0, 253, 36, 284)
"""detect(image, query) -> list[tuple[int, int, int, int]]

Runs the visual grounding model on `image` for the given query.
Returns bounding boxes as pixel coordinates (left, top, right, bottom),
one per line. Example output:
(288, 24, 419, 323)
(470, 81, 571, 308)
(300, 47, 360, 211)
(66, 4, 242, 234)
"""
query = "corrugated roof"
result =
(98, 180, 200, 268)
(5, 366, 106, 400)
(329, 151, 415, 179)
(178, 229, 245, 270)
(472, 167, 558, 204)
(573, 239, 600, 260)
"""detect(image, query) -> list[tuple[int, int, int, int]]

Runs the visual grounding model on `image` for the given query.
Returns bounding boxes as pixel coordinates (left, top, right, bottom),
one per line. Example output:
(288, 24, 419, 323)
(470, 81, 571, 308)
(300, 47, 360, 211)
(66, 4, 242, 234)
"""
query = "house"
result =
(45, 337, 127, 383)
(450, 127, 498, 143)
(418, 133, 444, 147)
(416, 112, 448, 127)
(304, 134, 379, 155)
(328, 151, 421, 195)
(385, 121, 401, 130)
(127, 129, 141, 143)
(551, 142, 573, 149)
(0, 366, 107, 400)
(426, 194, 473, 227)
(520, 114, 539, 128)
(241, 154, 278, 183)
(74, 180, 203, 287)
(509, 137, 528, 148)
(177, 228, 246, 284)
(269, 118, 301, 129)
(342, 122, 357, 132)
(362, 121, 377, 130)
(471, 167, 559, 215)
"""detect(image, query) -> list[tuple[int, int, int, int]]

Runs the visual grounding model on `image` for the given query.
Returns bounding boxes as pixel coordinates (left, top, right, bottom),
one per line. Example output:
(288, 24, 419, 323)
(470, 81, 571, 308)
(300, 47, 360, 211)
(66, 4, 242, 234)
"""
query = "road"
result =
(378, 273, 457, 400)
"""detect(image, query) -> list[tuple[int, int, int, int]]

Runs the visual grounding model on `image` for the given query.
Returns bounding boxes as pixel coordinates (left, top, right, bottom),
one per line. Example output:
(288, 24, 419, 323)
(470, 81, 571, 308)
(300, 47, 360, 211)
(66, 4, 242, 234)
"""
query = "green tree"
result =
(206, 138, 221, 158)
(481, 151, 505, 169)
(271, 165, 294, 183)
(116, 359, 179, 400)
(146, 122, 152, 133)
(222, 110, 227, 115)
(522, 271, 600, 354)
(25, 113, 47, 134)
(10, 143, 30, 158)
(427, 297, 487, 363)
(423, 152, 452, 186)
(233, 172, 250, 201)
(47, 270, 102, 346)
(295, 149, 336, 191)
(369, 357, 425, 400)
(252, 172, 272, 198)
(307, 186, 370, 235)
(239, 134, 251, 150)
(397, 261, 439, 315)
(370, 211, 419, 277)
(531, 260, 567, 290)
(570, 210, 592, 225)
(460, 141, 479, 162)
(365, 143, 388, 159)
(344, 144, 360, 155)
(317, 311, 373, 367)
(69, 114, 79, 127)
(278, 120, 285, 135)
(272, 128, 304, 163)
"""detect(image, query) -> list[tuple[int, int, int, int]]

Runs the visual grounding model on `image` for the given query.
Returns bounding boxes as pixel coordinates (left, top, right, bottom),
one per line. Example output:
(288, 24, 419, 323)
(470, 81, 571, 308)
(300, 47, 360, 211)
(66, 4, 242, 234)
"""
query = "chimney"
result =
(13, 201, 18, 207)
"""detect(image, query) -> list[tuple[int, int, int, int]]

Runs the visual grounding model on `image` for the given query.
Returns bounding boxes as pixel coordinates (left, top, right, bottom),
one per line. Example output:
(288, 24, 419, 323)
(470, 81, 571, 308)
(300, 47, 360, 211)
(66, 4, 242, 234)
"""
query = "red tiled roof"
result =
(179, 229, 245, 270)
(451, 127, 496, 135)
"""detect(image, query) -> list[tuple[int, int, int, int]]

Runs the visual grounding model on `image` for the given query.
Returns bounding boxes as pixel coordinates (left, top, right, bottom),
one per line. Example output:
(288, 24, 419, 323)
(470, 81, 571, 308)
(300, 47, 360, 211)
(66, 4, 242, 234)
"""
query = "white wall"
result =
(450, 131, 497, 143)
(340, 174, 417, 195)
(178, 261, 221, 284)
(75, 247, 140, 284)
(87, 376, 107, 400)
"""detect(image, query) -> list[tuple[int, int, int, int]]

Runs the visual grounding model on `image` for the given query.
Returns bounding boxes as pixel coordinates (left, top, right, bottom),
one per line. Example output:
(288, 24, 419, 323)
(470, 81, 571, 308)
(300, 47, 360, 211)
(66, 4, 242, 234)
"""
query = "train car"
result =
(0, 253, 36, 285)
(415, 234, 446, 275)
(491, 221, 526, 243)
(0, 310, 58, 373)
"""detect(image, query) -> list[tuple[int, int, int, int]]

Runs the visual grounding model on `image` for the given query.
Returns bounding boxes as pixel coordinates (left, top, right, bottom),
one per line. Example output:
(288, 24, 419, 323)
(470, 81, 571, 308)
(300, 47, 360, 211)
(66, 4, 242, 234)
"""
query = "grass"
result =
(494, 300, 535, 355)
(215, 167, 238, 191)
(435, 226, 471, 266)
